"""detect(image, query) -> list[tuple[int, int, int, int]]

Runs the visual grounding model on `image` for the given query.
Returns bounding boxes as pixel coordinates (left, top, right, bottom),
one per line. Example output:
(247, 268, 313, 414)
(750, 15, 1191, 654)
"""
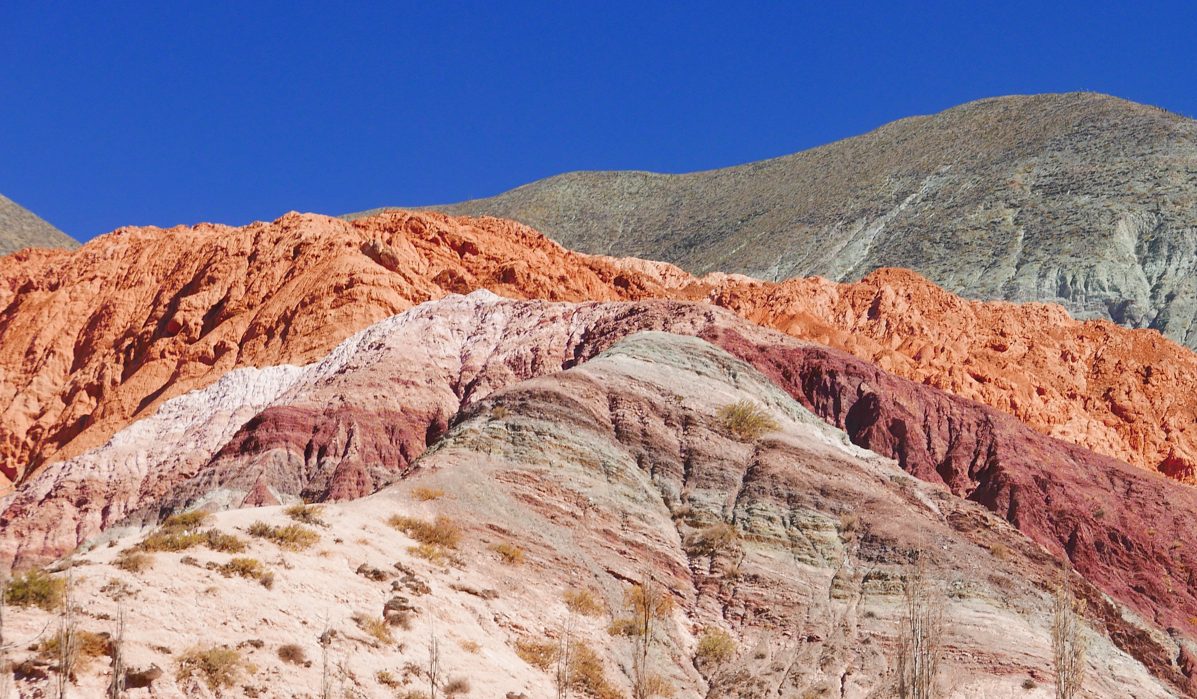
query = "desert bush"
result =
(443, 677, 471, 696)
(717, 400, 778, 441)
(493, 542, 525, 565)
(377, 669, 400, 687)
(514, 638, 557, 671)
(176, 646, 251, 690)
(203, 529, 247, 553)
(247, 521, 319, 550)
(162, 511, 210, 530)
(38, 628, 110, 664)
(6, 568, 65, 610)
(685, 522, 738, 558)
(570, 643, 623, 699)
(459, 639, 481, 653)
(218, 558, 274, 588)
(138, 528, 203, 552)
(563, 588, 605, 617)
(642, 673, 676, 698)
(408, 543, 449, 564)
(412, 487, 445, 502)
(353, 612, 393, 645)
(694, 627, 736, 667)
(284, 503, 327, 526)
(277, 643, 307, 665)
(115, 550, 153, 573)
(387, 515, 462, 548)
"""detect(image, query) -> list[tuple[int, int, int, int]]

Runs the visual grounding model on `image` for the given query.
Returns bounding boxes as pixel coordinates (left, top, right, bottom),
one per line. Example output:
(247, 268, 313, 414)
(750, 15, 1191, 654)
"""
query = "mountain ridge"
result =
(379, 92, 1197, 348)
(0, 193, 77, 255)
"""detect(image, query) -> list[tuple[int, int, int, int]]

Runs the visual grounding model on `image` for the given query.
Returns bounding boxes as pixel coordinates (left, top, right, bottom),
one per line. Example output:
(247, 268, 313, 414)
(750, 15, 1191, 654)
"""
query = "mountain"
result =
(3, 296, 1190, 696)
(388, 92, 1197, 348)
(0, 193, 77, 255)
(9, 210, 1197, 693)
(4, 210, 1197, 490)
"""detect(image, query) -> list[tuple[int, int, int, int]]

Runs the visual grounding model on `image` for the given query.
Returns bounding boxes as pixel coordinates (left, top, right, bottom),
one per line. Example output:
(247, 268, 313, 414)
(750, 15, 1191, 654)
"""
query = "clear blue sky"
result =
(2, 1, 1195, 241)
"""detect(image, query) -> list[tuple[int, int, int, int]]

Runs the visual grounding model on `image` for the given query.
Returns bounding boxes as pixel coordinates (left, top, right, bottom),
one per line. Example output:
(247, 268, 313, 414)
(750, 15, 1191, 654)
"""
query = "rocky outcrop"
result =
(9, 294, 1197, 691)
(409, 92, 1197, 347)
(0, 210, 683, 481)
(6, 209, 1197, 488)
(0, 193, 76, 256)
(1, 330, 1182, 697)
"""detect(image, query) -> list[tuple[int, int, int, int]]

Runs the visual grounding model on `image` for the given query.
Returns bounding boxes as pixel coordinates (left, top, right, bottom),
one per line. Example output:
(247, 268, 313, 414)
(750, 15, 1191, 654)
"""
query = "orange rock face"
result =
(2, 210, 1195, 485)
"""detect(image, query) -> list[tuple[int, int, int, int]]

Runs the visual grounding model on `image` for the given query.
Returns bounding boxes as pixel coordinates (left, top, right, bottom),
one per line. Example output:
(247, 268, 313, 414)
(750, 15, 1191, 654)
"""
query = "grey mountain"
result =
(357, 92, 1197, 348)
(0, 193, 77, 256)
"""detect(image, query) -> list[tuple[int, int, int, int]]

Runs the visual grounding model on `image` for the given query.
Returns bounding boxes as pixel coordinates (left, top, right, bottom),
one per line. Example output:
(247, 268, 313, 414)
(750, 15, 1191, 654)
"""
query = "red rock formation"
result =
(0, 212, 684, 482)
(3, 210, 1197, 488)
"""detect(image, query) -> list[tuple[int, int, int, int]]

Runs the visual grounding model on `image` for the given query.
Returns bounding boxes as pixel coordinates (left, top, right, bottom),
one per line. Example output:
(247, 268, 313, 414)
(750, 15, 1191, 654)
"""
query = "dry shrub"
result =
(277, 643, 307, 665)
(514, 638, 557, 671)
(218, 558, 275, 588)
(115, 550, 153, 573)
(6, 568, 65, 610)
(563, 588, 605, 617)
(377, 669, 401, 687)
(163, 511, 210, 529)
(493, 542, 525, 565)
(247, 521, 319, 550)
(717, 400, 779, 441)
(642, 673, 676, 698)
(38, 629, 110, 667)
(443, 677, 471, 696)
(284, 503, 327, 526)
(203, 530, 247, 553)
(353, 612, 393, 645)
(412, 487, 446, 502)
(408, 543, 449, 564)
(609, 582, 674, 636)
(176, 646, 252, 690)
(685, 522, 738, 558)
(694, 627, 736, 668)
(459, 639, 481, 654)
(138, 529, 203, 552)
(515, 638, 620, 698)
(387, 515, 462, 548)
(570, 643, 623, 699)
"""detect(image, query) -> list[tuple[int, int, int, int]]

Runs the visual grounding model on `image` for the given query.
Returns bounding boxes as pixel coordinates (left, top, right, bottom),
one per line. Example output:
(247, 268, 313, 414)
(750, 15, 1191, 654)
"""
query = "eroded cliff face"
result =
(4, 210, 1197, 490)
(1, 329, 1182, 697)
(7, 295, 1197, 693)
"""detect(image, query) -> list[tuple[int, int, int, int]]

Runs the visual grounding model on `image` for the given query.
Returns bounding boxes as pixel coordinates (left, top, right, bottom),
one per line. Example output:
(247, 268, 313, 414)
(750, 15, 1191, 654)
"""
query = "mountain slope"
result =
(399, 92, 1197, 347)
(2, 320, 1184, 697)
(0, 193, 77, 255)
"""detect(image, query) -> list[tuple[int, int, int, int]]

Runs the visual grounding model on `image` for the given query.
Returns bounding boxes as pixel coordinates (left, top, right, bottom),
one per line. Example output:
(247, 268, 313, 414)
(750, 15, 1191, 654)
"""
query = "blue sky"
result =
(2, 1, 1195, 241)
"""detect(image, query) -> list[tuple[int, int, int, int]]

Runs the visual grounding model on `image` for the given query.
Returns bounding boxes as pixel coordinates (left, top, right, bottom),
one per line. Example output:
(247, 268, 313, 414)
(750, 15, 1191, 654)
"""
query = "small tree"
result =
(427, 626, 443, 699)
(319, 616, 333, 699)
(107, 603, 126, 699)
(556, 595, 577, 699)
(0, 580, 10, 699)
(896, 556, 943, 699)
(626, 575, 673, 699)
(49, 569, 78, 699)
(1052, 574, 1087, 699)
